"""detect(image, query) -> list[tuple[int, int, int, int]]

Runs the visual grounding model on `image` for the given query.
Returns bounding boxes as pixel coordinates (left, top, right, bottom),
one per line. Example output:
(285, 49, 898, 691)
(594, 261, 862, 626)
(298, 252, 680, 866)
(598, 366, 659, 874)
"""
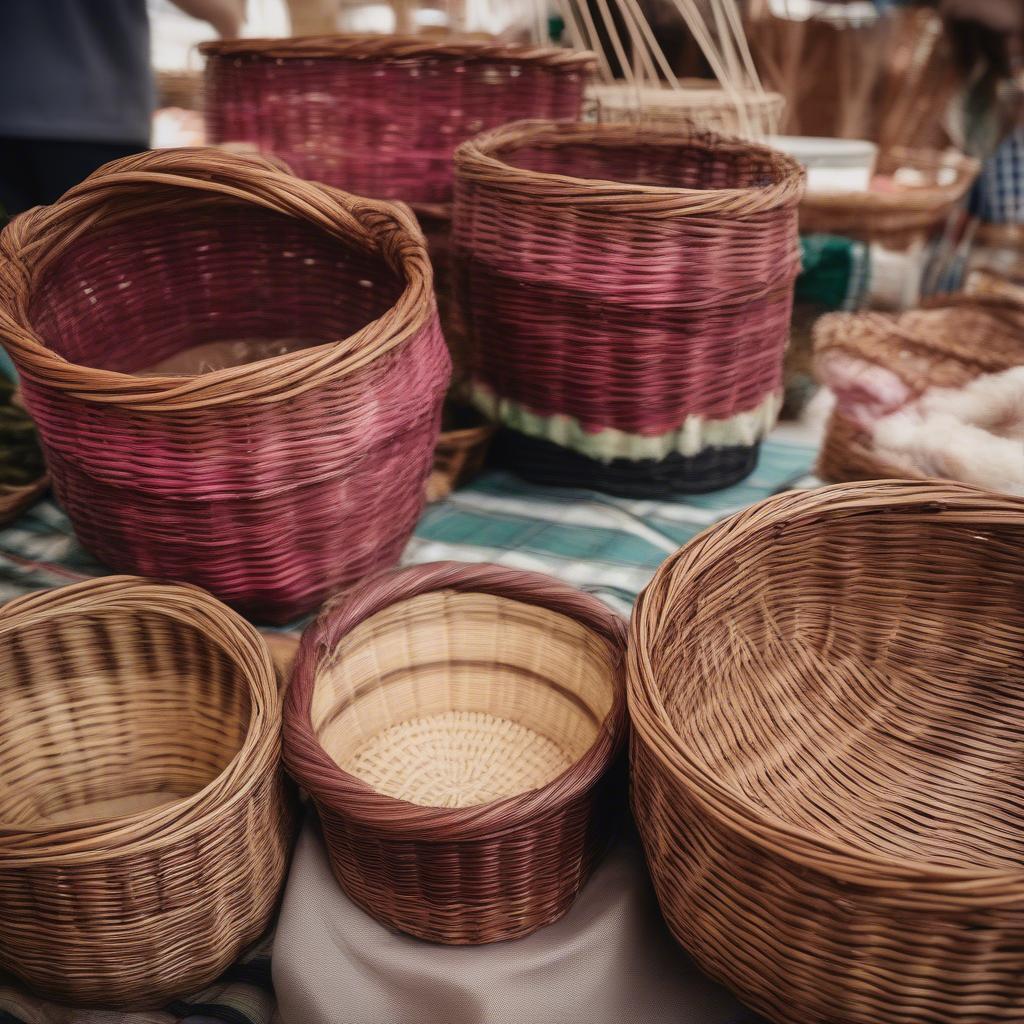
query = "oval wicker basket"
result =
(284, 560, 627, 944)
(815, 294, 1024, 482)
(588, 80, 785, 137)
(0, 576, 297, 1009)
(0, 148, 450, 623)
(629, 480, 1024, 1024)
(201, 34, 595, 205)
(799, 147, 979, 250)
(453, 121, 804, 496)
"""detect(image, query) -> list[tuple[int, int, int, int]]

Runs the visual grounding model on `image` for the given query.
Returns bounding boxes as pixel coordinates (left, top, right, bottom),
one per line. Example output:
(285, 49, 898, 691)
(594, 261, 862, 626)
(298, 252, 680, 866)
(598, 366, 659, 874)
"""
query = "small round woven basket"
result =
(800, 147, 979, 250)
(588, 80, 785, 137)
(284, 560, 627, 944)
(814, 294, 1024, 482)
(453, 121, 804, 497)
(0, 576, 297, 1009)
(201, 35, 595, 205)
(629, 480, 1024, 1024)
(0, 148, 449, 622)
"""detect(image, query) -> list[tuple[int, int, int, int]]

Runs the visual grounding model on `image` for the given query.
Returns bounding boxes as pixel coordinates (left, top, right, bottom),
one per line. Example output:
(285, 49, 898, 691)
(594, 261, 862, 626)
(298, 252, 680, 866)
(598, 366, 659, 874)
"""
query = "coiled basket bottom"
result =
(493, 430, 760, 497)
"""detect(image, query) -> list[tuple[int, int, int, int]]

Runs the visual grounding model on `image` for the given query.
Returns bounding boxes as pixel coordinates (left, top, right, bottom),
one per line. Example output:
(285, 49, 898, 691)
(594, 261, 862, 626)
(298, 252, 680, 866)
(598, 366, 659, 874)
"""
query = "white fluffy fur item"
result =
(872, 366, 1024, 494)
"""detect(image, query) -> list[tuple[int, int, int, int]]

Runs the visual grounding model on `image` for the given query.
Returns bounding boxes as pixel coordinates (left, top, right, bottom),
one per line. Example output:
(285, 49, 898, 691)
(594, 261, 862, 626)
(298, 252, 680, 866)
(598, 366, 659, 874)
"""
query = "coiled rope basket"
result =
(0, 576, 296, 1009)
(454, 121, 804, 496)
(284, 561, 627, 944)
(0, 149, 449, 622)
(629, 481, 1024, 1024)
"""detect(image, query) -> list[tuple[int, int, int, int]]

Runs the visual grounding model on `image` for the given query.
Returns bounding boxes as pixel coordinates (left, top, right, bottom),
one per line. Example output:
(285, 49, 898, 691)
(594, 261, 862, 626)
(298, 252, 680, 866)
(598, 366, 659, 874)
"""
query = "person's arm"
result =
(170, 0, 246, 38)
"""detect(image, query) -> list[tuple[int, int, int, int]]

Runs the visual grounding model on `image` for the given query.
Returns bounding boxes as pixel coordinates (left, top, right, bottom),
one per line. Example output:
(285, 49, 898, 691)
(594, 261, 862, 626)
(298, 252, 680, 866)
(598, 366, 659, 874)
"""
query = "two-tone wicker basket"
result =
(815, 294, 1024, 482)
(629, 480, 1024, 1024)
(284, 561, 627, 944)
(453, 121, 804, 496)
(0, 149, 449, 622)
(0, 576, 296, 1009)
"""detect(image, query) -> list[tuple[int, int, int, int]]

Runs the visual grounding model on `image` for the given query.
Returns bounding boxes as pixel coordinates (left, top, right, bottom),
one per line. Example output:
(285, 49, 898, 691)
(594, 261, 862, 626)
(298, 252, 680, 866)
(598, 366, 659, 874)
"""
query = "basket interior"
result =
(312, 590, 617, 808)
(657, 513, 1024, 871)
(0, 608, 251, 826)
(500, 137, 787, 192)
(27, 202, 404, 374)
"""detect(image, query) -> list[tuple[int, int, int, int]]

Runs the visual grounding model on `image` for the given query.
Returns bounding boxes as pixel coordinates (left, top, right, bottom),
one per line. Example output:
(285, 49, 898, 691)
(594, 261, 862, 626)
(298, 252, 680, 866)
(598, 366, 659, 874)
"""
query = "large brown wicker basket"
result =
(0, 148, 449, 623)
(284, 561, 627, 944)
(0, 576, 297, 1009)
(629, 480, 1024, 1024)
(815, 294, 1024, 482)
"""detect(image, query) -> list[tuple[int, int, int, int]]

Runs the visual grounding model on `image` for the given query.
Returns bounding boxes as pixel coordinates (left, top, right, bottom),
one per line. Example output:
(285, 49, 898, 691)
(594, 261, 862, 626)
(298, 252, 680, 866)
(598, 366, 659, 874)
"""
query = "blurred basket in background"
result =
(284, 561, 627, 944)
(629, 480, 1024, 1024)
(156, 68, 203, 110)
(0, 149, 449, 622)
(454, 121, 803, 496)
(0, 576, 296, 1009)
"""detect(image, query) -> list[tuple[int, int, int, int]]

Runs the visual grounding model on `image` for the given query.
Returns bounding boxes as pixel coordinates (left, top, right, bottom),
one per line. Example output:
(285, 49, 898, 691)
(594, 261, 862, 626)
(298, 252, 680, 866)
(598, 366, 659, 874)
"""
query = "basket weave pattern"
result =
(0, 576, 296, 1009)
(629, 482, 1024, 1024)
(202, 35, 594, 205)
(0, 149, 449, 622)
(285, 561, 627, 944)
(453, 121, 803, 495)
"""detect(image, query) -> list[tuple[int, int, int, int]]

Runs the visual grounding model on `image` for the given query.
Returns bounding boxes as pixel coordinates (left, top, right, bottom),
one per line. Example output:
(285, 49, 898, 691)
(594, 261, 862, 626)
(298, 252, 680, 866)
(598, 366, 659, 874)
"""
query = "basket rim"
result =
(587, 80, 786, 109)
(0, 147, 437, 413)
(628, 480, 1024, 903)
(284, 560, 627, 841)
(0, 575, 281, 866)
(199, 33, 597, 68)
(454, 120, 805, 217)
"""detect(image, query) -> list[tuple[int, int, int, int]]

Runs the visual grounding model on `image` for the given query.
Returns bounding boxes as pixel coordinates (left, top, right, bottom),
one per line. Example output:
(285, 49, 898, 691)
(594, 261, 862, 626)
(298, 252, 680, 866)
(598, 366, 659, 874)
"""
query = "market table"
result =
(0, 437, 813, 1024)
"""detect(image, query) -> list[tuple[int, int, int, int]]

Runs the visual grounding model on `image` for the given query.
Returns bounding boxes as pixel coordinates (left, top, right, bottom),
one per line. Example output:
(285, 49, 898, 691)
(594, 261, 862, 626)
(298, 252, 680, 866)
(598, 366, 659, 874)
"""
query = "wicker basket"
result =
(453, 121, 804, 497)
(156, 68, 203, 110)
(0, 576, 296, 1009)
(588, 80, 785, 137)
(799, 147, 979, 250)
(426, 402, 494, 502)
(284, 561, 627, 944)
(200, 35, 595, 205)
(0, 149, 449, 623)
(629, 480, 1024, 1024)
(815, 294, 1024, 482)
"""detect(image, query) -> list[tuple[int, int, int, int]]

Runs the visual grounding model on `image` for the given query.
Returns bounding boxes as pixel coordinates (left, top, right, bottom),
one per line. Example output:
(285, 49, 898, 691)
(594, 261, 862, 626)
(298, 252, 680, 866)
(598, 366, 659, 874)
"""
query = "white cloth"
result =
(273, 818, 746, 1024)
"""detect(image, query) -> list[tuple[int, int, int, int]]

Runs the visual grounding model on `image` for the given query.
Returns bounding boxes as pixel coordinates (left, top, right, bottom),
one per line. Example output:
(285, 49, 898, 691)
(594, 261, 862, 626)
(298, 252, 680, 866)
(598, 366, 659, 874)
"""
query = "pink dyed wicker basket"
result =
(453, 122, 805, 496)
(201, 35, 595, 205)
(0, 149, 450, 623)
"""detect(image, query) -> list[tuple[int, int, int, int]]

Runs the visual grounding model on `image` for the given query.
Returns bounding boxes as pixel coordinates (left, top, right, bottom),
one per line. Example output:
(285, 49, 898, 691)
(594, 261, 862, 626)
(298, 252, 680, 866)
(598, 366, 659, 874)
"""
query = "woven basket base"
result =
(492, 430, 760, 497)
(345, 710, 575, 808)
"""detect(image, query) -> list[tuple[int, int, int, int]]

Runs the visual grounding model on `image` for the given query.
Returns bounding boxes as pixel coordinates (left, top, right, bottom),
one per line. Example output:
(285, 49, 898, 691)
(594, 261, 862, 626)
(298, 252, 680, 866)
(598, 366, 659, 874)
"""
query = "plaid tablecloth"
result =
(0, 437, 814, 1024)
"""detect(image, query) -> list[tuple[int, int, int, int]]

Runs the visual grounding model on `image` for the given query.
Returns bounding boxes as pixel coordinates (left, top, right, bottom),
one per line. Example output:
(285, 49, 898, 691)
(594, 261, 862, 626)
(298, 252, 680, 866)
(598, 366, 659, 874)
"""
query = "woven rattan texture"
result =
(201, 35, 594, 205)
(800, 147, 979, 249)
(0, 149, 450, 622)
(0, 576, 297, 1009)
(629, 481, 1024, 1024)
(453, 121, 803, 495)
(284, 561, 627, 944)
(815, 295, 1024, 482)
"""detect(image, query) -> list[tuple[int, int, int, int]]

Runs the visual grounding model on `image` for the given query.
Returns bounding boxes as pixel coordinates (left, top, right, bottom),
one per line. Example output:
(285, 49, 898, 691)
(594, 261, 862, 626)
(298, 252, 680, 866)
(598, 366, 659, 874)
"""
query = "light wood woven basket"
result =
(284, 561, 627, 944)
(629, 480, 1024, 1024)
(0, 576, 297, 1009)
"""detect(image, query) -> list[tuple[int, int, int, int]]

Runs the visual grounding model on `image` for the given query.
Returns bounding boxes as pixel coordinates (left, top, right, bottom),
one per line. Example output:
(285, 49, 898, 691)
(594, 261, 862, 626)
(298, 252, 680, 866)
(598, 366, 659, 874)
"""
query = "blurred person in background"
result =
(0, 0, 245, 216)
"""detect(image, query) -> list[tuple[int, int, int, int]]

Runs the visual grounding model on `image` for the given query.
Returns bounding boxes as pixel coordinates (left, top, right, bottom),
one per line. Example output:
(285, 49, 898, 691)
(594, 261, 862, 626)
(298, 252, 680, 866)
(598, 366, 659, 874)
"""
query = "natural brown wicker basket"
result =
(284, 561, 627, 944)
(0, 576, 297, 1009)
(815, 294, 1024, 481)
(426, 403, 494, 503)
(629, 480, 1024, 1024)
(799, 147, 979, 250)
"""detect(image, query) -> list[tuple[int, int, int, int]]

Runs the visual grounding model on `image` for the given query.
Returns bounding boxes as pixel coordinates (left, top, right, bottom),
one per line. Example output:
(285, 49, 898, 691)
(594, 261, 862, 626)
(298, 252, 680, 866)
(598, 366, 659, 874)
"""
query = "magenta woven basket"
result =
(0, 149, 450, 623)
(453, 122, 805, 497)
(201, 35, 595, 205)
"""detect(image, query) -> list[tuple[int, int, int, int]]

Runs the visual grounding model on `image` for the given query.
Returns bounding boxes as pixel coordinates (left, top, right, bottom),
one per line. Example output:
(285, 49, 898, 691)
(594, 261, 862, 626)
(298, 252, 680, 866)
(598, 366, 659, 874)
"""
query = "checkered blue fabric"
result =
(972, 126, 1024, 225)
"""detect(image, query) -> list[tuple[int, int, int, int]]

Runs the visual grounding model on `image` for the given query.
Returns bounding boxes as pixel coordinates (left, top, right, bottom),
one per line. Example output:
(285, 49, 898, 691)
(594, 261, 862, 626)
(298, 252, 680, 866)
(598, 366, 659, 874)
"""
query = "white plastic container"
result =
(768, 135, 878, 192)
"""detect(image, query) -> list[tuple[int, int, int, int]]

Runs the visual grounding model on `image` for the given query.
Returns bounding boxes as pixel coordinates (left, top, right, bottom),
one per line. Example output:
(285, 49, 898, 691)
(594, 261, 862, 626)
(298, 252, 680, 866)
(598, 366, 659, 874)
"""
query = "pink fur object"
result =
(871, 366, 1024, 494)
(816, 350, 913, 429)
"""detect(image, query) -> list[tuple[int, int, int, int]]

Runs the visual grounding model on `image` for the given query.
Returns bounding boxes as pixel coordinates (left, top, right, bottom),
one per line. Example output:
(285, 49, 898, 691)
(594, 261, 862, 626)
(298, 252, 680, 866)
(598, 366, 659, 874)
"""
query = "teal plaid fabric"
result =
(0, 437, 814, 1022)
